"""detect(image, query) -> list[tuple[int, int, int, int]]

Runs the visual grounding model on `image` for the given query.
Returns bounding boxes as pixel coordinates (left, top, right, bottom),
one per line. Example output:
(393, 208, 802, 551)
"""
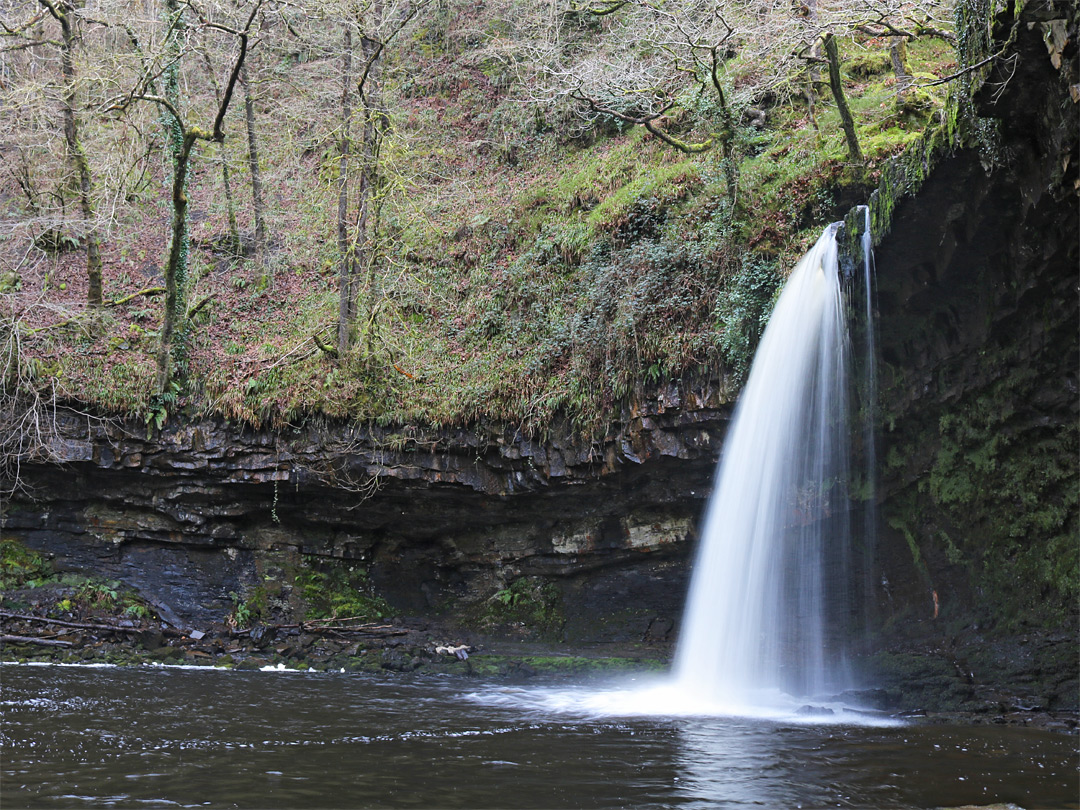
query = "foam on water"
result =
(466, 678, 898, 726)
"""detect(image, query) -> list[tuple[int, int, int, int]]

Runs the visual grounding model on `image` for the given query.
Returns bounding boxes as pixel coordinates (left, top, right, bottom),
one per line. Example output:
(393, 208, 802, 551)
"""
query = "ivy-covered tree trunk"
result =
(156, 0, 189, 393)
(156, 131, 197, 394)
(46, 0, 103, 307)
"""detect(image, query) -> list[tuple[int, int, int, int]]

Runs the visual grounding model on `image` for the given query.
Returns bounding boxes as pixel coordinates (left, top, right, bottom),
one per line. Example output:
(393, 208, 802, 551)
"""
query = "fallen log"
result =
(0, 609, 185, 637)
(1, 634, 73, 648)
(230, 618, 409, 637)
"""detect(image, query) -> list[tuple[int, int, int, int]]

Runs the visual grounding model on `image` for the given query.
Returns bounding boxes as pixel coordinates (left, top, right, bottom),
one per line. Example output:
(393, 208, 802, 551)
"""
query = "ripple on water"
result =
(2, 663, 1075, 810)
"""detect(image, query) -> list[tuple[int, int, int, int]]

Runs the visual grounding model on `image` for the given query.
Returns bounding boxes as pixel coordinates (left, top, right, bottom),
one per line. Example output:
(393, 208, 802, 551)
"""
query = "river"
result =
(2, 663, 1076, 809)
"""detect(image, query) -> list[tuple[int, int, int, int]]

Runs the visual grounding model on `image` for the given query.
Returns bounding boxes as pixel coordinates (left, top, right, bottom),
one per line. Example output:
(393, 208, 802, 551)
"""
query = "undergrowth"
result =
(11, 26, 953, 435)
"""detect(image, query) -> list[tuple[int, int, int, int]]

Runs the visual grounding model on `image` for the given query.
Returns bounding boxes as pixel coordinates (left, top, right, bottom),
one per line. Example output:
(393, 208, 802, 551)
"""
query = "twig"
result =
(915, 50, 1005, 88)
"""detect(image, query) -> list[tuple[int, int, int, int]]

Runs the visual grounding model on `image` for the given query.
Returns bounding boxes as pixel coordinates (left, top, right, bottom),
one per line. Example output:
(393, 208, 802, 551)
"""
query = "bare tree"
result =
(239, 56, 268, 268)
(333, 0, 425, 356)
(528, 0, 954, 175)
(106, 0, 264, 394)
(199, 45, 243, 252)
(822, 32, 862, 163)
(38, 0, 104, 306)
(0, 297, 61, 497)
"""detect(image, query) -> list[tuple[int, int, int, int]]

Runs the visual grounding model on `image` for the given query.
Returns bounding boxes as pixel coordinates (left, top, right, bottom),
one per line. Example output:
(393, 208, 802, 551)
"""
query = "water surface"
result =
(2, 663, 1076, 809)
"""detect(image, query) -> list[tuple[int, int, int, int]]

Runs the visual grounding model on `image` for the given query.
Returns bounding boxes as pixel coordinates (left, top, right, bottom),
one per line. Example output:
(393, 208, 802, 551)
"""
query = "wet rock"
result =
(380, 649, 422, 672)
(137, 629, 163, 650)
(643, 617, 674, 642)
(248, 625, 273, 646)
(505, 661, 537, 678)
(795, 705, 835, 717)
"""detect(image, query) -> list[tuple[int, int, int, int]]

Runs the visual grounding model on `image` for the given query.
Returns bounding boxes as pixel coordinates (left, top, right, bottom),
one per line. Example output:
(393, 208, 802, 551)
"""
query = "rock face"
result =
(3, 1, 1076, 711)
(5, 384, 731, 635)
(865, 0, 1079, 710)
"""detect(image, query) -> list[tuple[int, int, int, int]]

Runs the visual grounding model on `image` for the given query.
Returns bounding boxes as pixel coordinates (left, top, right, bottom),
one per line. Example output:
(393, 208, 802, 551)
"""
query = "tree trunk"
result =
(336, 25, 355, 356)
(156, 0, 189, 392)
(52, 0, 103, 306)
(156, 132, 195, 393)
(803, 0, 821, 134)
(240, 60, 268, 268)
(355, 17, 382, 353)
(200, 48, 241, 252)
(219, 145, 241, 253)
(890, 36, 912, 100)
(823, 34, 863, 164)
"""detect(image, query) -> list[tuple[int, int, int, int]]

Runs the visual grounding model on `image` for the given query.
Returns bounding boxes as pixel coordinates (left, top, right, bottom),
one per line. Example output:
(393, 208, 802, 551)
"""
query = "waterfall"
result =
(470, 218, 884, 722)
(672, 220, 871, 707)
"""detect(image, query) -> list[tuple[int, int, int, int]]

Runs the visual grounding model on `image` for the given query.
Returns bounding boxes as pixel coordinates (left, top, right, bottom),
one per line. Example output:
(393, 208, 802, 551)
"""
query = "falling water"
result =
(471, 218, 879, 722)
(672, 220, 870, 709)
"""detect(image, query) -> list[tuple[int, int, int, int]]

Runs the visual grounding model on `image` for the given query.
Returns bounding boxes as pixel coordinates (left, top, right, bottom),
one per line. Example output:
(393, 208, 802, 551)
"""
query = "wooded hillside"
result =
(2, 0, 957, 435)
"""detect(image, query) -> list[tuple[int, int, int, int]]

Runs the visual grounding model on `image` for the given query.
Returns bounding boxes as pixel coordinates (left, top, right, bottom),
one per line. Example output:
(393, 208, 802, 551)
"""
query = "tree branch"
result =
(916, 50, 1006, 88)
(0, 9, 48, 36)
(210, 0, 264, 142)
(36, 0, 63, 24)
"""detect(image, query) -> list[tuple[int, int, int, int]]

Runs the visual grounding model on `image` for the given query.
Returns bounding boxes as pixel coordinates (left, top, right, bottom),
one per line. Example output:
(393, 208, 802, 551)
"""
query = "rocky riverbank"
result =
(4, 628, 1076, 739)
(3, 579, 1077, 738)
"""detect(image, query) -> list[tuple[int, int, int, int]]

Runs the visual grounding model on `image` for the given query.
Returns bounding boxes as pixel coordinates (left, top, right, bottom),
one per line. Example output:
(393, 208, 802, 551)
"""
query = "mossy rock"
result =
(845, 51, 892, 78)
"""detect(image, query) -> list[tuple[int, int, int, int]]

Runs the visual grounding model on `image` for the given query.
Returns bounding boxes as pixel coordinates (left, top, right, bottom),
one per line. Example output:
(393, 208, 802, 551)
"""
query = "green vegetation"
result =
(227, 591, 256, 629)
(2, 2, 958, 435)
(295, 556, 392, 621)
(0, 540, 158, 621)
(0, 538, 55, 590)
(477, 577, 565, 639)
(882, 333, 1079, 629)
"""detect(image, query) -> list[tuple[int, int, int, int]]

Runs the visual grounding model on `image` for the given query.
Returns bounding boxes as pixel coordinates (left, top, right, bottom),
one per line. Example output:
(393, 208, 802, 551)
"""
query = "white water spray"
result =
(672, 220, 866, 708)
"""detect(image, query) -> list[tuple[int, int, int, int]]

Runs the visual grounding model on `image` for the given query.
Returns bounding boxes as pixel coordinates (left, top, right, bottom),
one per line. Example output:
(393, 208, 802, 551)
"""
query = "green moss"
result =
(295, 555, 392, 621)
(844, 51, 891, 78)
(0, 538, 55, 590)
(513, 655, 665, 674)
(475, 577, 565, 639)
(884, 332, 1079, 629)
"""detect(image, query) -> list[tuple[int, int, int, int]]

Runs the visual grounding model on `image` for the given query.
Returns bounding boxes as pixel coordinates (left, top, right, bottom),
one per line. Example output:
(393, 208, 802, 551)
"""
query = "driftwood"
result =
(231, 617, 410, 638)
(1, 634, 73, 647)
(0, 609, 185, 637)
(0, 609, 408, 644)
